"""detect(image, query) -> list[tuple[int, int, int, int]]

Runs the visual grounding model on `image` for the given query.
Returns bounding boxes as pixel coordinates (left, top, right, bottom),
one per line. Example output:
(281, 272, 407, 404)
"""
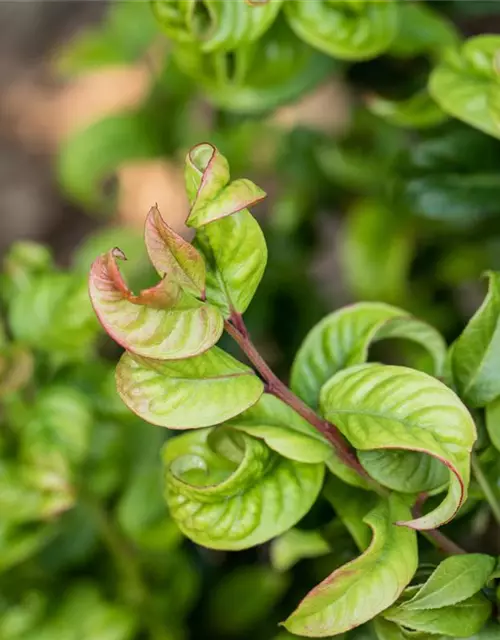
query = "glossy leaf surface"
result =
(89, 249, 223, 359)
(284, 0, 398, 61)
(291, 302, 446, 409)
(116, 347, 263, 429)
(163, 427, 324, 549)
(320, 364, 476, 529)
(284, 495, 417, 637)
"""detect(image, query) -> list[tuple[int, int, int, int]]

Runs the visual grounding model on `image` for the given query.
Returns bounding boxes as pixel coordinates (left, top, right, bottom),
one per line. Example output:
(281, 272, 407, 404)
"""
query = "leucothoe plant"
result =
(90, 143, 500, 639)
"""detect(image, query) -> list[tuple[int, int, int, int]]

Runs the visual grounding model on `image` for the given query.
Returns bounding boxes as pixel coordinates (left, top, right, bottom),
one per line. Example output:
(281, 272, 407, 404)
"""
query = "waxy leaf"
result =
(383, 593, 492, 637)
(227, 394, 331, 464)
(291, 302, 446, 409)
(163, 427, 324, 550)
(450, 272, 500, 407)
(151, 0, 283, 52)
(320, 364, 476, 529)
(401, 554, 495, 611)
(430, 36, 500, 140)
(283, 495, 418, 637)
(89, 249, 223, 359)
(184, 143, 265, 228)
(116, 347, 264, 429)
(144, 205, 205, 297)
(284, 0, 398, 61)
(486, 397, 500, 452)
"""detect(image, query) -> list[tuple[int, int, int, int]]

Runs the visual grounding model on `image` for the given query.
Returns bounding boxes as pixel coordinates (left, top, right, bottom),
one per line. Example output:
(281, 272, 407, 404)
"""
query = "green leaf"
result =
(463, 623, 500, 640)
(284, 0, 398, 61)
(89, 249, 223, 360)
(323, 477, 374, 551)
(340, 200, 413, 304)
(450, 272, 500, 407)
(56, 1, 158, 75)
(144, 205, 205, 297)
(172, 18, 335, 114)
(151, 0, 283, 52)
(116, 347, 263, 429)
(227, 393, 331, 464)
(373, 618, 409, 640)
(403, 554, 495, 611)
(208, 566, 288, 635)
(366, 91, 446, 129)
(320, 364, 476, 529)
(270, 529, 331, 572)
(0, 522, 55, 573)
(163, 426, 324, 550)
(0, 345, 33, 397)
(430, 36, 500, 140)
(9, 272, 99, 363)
(283, 494, 418, 637)
(383, 593, 492, 638)
(291, 302, 447, 409)
(486, 397, 500, 451)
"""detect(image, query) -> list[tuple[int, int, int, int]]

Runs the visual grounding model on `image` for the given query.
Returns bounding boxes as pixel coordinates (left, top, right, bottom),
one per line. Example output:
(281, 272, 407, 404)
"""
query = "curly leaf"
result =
(163, 426, 324, 550)
(227, 393, 331, 464)
(383, 593, 492, 638)
(430, 36, 500, 140)
(172, 18, 334, 114)
(400, 554, 496, 611)
(283, 494, 418, 637)
(151, 0, 283, 52)
(116, 347, 264, 429)
(291, 302, 447, 409)
(320, 364, 476, 529)
(284, 0, 398, 61)
(89, 248, 223, 359)
(184, 142, 266, 227)
(144, 205, 205, 297)
(450, 272, 500, 407)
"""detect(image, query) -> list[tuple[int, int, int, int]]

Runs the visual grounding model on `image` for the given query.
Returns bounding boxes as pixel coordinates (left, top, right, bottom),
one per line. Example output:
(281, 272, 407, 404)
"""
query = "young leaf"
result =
(284, 0, 398, 61)
(283, 495, 418, 637)
(194, 211, 268, 316)
(271, 529, 331, 573)
(399, 554, 496, 610)
(163, 427, 324, 550)
(144, 205, 205, 297)
(450, 272, 500, 407)
(486, 397, 500, 452)
(151, 0, 283, 52)
(184, 142, 266, 228)
(116, 347, 264, 429)
(89, 249, 223, 359)
(291, 303, 446, 409)
(430, 36, 500, 140)
(320, 364, 476, 529)
(383, 593, 492, 637)
(227, 393, 331, 464)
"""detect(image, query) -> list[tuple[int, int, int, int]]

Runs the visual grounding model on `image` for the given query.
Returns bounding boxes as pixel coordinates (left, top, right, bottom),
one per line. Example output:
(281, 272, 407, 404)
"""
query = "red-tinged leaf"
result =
(89, 248, 223, 360)
(185, 143, 230, 206)
(144, 205, 205, 297)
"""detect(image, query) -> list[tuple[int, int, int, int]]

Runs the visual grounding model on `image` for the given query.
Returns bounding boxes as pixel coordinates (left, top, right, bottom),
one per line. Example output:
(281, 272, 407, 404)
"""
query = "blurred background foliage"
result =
(1, 0, 500, 638)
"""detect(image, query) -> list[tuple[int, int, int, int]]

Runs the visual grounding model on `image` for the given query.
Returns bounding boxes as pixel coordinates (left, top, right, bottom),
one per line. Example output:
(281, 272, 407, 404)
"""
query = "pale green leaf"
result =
(400, 554, 496, 610)
(163, 426, 324, 550)
(486, 397, 500, 451)
(373, 618, 409, 640)
(144, 205, 205, 297)
(450, 272, 500, 407)
(194, 209, 267, 315)
(284, 0, 398, 61)
(227, 393, 331, 464)
(320, 364, 476, 529)
(291, 303, 446, 409)
(283, 495, 418, 637)
(89, 249, 223, 360)
(323, 477, 374, 551)
(463, 622, 500, 640)
(116, 347, 264, 429)
(270, 529, 331, 572)
(366, 90, 446, 129)
(384, 593, 492, 638)
(430, 35, 500, 140)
